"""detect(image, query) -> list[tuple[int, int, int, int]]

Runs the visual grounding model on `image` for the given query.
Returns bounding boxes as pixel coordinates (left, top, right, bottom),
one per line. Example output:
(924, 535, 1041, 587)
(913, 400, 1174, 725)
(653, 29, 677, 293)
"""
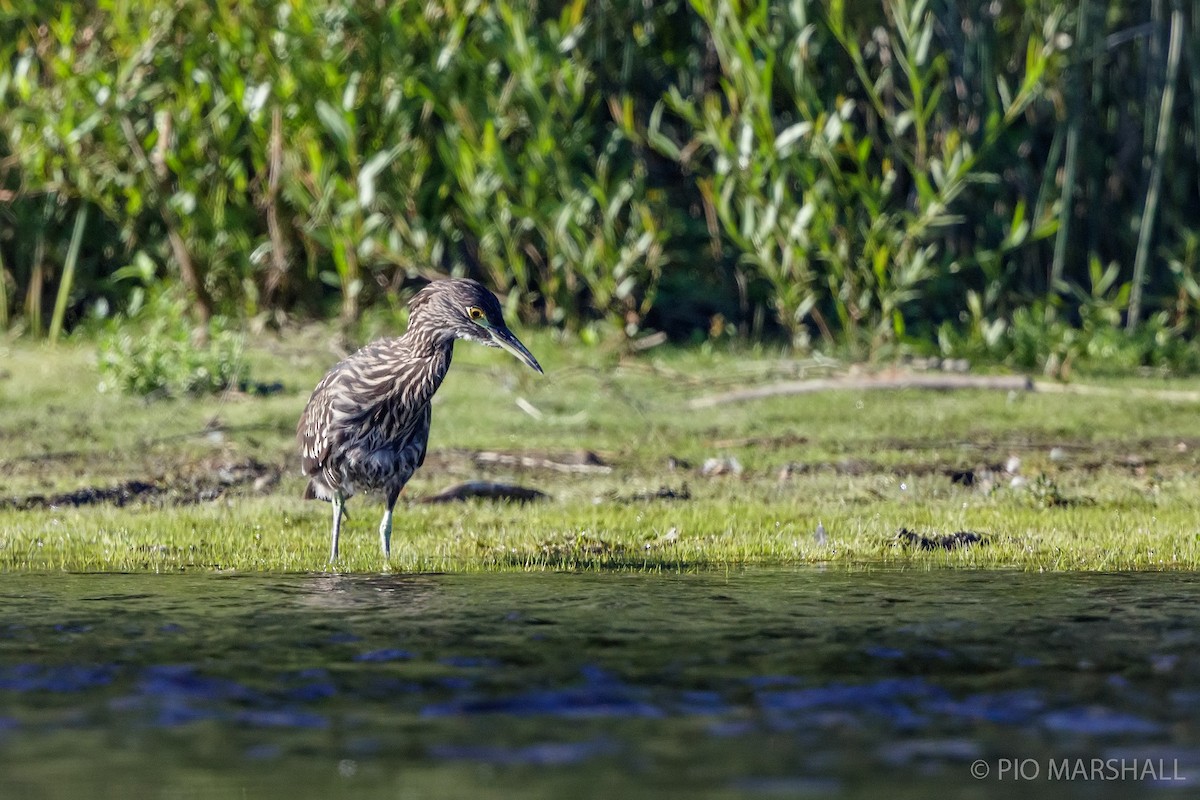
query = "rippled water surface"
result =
(1, 569, 1198, 798)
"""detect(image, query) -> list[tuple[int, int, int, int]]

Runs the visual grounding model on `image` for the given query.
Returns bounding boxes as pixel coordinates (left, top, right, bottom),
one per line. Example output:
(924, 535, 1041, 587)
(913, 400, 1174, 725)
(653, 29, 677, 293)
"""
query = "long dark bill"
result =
(492, 327, 544, 374)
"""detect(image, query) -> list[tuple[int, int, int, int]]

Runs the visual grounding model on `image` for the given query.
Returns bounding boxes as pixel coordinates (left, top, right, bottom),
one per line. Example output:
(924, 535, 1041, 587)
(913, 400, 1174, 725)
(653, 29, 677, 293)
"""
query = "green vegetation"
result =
(96, 288, 249, 397)
(3, 332, 1200, 572)
(1, 0, 1198, 367)
(2, 0, 1198, 572)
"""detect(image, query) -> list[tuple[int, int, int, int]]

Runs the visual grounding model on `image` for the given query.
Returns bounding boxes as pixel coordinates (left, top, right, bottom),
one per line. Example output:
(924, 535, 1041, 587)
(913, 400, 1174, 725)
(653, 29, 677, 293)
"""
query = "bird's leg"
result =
(329, 493, 345, 565)
(379, 488, 400, 559)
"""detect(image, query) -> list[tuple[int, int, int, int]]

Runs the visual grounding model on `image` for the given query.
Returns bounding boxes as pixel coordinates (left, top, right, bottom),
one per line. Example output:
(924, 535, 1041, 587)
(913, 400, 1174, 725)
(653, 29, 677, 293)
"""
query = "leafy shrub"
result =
(639, 0, 1065, 355)
(0, 0, 1197, 363)
(0, 0, 669, 337)
(937, 258, 1200, 376)
(97, 291, 246, 397)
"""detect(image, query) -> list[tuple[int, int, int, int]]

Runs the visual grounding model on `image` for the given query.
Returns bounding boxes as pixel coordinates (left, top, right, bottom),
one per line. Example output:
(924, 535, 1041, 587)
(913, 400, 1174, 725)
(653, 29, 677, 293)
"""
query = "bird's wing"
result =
(414, 403, 432, 468)
(297, 368, 342, 477)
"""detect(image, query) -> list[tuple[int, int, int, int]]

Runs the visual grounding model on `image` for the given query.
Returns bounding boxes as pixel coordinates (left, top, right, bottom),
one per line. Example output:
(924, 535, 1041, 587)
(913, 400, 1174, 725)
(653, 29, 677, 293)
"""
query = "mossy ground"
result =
(3, 328, 1200, 572)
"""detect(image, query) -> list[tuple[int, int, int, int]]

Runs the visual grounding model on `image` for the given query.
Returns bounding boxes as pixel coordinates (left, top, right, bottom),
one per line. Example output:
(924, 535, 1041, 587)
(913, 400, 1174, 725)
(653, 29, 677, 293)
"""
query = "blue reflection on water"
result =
(352, 648, 415, 662)
(423, 664, 666, 719)
(0, 664, 115, 692)
(1042, 708, 1163, 736)
(422, 686, 666, 719)
(925, 689, 1045, 725)
(439, 655, 499, 668)
(139, 664, 257, 701)
(864, 646, 905, 659)
(756, 677, 940, 713)
(88, 664, 331, 730)
(0, 658, 1168, 743)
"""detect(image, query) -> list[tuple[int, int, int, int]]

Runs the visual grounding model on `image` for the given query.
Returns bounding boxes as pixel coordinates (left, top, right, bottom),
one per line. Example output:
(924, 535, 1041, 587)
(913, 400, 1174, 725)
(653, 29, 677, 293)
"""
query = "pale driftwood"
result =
(473, 450, 613, 474)
(688, 372, 1200, 409)
(687, 373, 1034, 409)
(1032, 382, 1200, 403)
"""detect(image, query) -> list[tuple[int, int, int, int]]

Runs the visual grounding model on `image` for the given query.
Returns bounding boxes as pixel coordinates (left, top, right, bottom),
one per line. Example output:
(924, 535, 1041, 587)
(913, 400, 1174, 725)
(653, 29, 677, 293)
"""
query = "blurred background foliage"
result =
(1, 0, 1198, 374)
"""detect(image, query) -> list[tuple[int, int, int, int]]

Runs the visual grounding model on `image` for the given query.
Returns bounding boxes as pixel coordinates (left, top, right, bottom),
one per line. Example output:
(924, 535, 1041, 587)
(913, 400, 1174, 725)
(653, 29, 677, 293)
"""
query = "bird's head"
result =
(409, 279, 543, 374)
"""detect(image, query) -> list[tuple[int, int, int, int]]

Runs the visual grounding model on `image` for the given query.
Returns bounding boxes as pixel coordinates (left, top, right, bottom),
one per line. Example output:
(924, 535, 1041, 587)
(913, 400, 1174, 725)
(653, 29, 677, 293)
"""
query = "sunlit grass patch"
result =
(4, 332, 1200, 572)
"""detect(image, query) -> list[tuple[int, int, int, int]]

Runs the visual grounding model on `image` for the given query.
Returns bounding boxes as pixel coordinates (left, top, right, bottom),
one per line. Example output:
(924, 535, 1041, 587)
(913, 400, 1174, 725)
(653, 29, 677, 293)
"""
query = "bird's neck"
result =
(394, 329, 455, 404)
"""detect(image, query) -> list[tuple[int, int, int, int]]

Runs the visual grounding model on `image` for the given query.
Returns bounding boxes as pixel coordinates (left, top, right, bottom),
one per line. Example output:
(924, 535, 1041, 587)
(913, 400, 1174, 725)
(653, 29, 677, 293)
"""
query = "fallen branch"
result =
(689, 372, 1200, 410)
(473, 450, 612, 474)
(688, 373, 1034, 409)
(1032, 382, 1200, 403)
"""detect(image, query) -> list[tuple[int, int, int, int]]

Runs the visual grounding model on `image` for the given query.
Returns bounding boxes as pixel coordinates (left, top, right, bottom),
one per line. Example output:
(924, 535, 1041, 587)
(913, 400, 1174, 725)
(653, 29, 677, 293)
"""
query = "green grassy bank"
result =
(3, 331, 1200, 572)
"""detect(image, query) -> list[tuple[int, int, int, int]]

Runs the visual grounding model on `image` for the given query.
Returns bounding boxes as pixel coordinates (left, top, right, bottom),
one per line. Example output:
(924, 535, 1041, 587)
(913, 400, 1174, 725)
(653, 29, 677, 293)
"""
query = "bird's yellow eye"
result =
(467, 306, 484, 321)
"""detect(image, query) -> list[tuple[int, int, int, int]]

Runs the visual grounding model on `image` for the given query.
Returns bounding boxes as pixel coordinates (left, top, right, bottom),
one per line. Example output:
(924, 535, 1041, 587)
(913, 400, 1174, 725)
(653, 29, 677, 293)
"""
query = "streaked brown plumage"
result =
(297, 278, 543, 562)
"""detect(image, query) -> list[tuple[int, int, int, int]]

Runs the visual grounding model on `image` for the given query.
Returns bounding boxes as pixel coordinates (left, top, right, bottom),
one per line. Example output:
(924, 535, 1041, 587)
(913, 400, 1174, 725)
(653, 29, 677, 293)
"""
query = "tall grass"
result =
(0, 0, 1196, 367)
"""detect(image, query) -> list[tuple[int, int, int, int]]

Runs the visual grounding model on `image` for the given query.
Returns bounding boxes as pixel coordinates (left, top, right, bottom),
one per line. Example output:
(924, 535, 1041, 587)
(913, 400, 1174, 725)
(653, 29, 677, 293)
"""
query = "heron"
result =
(297, 278, 543, 563)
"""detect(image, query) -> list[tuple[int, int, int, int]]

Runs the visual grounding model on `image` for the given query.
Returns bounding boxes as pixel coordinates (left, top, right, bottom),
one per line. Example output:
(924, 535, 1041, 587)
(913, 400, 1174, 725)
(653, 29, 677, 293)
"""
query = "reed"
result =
(47, 206, 88, 344)
(1127, 7, 1184, 330)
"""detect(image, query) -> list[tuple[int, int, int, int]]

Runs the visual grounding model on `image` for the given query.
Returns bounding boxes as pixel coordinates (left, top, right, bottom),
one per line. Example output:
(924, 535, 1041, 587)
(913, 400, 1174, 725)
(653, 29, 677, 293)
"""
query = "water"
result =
(1, 569, 1198, 799)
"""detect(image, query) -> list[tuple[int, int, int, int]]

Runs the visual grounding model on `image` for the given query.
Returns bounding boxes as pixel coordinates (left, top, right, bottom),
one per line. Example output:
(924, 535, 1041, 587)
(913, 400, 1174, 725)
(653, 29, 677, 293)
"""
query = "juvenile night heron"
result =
(297, 278, 543, 562)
